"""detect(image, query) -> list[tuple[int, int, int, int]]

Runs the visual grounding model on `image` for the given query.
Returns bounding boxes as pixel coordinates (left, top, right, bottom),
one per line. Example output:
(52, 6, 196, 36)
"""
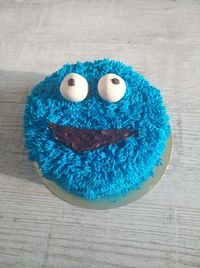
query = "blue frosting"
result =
(24, 59, 170, 200)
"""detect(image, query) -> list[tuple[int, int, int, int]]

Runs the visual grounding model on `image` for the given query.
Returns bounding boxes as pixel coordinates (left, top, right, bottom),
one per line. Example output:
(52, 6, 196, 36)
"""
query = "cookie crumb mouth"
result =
(49, 122, 138, 152)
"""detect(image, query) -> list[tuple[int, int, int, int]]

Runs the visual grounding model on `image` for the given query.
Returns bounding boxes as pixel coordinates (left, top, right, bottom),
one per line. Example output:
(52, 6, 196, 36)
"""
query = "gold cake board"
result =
(35, 136, 172, 210)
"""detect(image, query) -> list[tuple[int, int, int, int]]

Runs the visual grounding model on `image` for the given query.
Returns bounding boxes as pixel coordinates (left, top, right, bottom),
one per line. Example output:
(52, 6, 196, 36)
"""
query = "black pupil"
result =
(111, 78, 120, 85)
(68, 78, 75, 86)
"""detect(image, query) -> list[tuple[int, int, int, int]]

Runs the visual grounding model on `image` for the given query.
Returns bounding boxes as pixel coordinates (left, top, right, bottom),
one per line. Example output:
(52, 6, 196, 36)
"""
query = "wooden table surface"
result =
(0, 1, 200, 267)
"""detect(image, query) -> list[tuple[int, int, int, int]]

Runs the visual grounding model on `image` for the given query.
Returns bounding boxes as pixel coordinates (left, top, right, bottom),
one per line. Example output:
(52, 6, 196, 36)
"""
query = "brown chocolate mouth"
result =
(49, 122, 138, 152)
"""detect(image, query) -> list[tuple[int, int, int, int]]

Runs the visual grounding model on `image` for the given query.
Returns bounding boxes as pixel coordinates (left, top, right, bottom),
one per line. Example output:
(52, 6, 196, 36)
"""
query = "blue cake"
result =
(24, 59, 170, 200)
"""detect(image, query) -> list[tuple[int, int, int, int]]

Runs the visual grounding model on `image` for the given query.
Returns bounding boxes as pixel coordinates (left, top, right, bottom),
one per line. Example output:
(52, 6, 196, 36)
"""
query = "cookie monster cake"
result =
(24, 59, 171, 203)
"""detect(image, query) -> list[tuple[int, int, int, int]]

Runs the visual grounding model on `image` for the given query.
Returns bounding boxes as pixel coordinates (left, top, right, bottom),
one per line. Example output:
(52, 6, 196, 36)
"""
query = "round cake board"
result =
(35, 136, 172, 210)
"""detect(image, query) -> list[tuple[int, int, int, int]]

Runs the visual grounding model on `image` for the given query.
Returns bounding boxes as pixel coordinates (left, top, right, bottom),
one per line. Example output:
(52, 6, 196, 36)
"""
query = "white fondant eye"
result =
(98, 73, 126, 102)
(60, 73, 88, 102)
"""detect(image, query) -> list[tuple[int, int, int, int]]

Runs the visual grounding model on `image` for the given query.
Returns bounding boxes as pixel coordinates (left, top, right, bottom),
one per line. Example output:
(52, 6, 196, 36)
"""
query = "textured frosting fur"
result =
(24, 59, 170, 200)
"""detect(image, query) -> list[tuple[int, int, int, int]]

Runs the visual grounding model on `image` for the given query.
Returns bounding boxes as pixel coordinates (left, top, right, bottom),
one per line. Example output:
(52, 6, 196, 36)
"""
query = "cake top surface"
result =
(24, 59, 170, 200)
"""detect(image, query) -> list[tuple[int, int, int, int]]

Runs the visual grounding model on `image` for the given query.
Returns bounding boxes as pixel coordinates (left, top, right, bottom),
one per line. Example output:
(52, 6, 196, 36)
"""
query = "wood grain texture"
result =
(0, 0, 200, 267)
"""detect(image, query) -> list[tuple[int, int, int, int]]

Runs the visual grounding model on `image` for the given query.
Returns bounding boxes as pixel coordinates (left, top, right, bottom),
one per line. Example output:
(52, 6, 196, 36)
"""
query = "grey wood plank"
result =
(0, 0, 200, 267)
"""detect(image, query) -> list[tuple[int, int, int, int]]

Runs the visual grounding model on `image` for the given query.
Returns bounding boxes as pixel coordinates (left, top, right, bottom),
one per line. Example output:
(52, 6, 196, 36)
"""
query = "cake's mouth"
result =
(48, 122, 138, 152)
